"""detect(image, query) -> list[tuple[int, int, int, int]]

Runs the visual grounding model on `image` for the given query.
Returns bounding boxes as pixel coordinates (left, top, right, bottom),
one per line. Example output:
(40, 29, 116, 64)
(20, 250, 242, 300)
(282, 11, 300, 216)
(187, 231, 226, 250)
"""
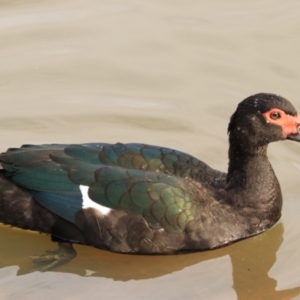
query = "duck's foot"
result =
(30, 242, 77, 271)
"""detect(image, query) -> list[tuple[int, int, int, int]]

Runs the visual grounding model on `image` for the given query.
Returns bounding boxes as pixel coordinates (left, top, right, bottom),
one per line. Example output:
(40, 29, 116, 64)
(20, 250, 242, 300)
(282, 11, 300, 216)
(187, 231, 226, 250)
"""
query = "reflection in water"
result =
(230, 224, 300, 300)
(0, 223, 300, 299)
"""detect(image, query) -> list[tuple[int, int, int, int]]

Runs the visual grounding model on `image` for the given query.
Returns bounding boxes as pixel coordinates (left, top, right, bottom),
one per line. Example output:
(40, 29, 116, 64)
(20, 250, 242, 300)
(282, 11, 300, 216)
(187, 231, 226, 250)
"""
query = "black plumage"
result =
(0, 93, 299, 270)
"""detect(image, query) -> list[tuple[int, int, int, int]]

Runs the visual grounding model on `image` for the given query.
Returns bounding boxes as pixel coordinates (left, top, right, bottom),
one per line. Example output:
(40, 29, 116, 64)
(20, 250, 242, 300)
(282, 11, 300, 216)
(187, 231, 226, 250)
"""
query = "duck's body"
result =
(0, 93, 299, 268)
(0, 143, 232, 253)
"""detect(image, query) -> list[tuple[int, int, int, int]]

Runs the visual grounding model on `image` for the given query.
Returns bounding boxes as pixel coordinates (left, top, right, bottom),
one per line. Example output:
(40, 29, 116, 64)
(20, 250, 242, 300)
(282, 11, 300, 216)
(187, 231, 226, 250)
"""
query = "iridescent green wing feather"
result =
(70, 165, 198, 233)
(0, 144, 204, 232)
(64, 143, 217, 182)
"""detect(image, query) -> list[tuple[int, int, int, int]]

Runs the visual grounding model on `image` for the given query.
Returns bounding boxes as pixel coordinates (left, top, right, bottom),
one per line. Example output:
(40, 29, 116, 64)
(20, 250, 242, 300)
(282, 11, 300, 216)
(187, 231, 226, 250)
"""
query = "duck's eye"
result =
(270, 111, 281, 120)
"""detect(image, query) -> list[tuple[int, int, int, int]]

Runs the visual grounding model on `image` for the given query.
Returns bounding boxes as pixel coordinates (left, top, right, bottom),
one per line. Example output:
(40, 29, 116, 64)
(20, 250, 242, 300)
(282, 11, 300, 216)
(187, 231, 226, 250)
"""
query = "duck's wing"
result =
(1, 143, 218, 177)
(61, 142, 220, 180)
(0, 144, 205, 233)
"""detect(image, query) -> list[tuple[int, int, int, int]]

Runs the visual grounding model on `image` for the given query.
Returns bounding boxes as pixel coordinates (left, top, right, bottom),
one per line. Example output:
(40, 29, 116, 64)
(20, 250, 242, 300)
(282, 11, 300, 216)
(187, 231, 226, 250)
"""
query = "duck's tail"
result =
(0, 171, 55, 232)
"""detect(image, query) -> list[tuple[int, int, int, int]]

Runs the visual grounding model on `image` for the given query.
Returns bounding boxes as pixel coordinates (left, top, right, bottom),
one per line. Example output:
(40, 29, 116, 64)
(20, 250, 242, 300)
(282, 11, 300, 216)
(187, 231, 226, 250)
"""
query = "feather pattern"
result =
(0, 143, 216, 236)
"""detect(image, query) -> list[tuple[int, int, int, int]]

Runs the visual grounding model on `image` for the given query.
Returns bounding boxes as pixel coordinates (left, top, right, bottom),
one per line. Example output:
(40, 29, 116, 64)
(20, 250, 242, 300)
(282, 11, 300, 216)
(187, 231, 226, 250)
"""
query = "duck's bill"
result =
(287, 132, 300, 142)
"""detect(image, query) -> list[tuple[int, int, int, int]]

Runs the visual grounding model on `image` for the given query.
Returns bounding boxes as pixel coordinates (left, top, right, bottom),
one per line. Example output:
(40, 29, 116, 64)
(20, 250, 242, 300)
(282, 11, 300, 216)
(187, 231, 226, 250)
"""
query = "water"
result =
(1, 0, 300, 299)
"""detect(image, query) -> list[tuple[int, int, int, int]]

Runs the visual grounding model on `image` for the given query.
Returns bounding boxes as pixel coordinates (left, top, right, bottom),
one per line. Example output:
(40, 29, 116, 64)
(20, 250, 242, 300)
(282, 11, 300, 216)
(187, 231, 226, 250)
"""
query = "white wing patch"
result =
(80, 185, 112, 215)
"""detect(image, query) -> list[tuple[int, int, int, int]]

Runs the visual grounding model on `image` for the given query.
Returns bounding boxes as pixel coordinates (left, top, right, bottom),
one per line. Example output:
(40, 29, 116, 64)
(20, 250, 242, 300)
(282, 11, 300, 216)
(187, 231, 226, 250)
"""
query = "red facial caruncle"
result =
(262, 108, 300, 137)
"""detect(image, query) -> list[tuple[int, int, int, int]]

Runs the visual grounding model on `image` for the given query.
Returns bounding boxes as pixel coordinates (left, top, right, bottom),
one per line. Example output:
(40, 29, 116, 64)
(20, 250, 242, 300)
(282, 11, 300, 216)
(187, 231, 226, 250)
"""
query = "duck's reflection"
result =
(1, 223, 300, 299)
(230, 223, 300, 299)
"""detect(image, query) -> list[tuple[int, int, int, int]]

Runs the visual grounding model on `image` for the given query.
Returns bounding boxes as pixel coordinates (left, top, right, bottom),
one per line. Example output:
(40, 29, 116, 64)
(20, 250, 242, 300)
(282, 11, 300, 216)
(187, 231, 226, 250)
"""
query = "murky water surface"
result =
(1, 1, 300, 299)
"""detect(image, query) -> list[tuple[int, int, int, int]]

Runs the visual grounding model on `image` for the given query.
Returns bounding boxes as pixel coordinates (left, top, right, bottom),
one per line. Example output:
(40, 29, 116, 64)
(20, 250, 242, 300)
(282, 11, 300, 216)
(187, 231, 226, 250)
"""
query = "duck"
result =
(0, 92, 299, 270)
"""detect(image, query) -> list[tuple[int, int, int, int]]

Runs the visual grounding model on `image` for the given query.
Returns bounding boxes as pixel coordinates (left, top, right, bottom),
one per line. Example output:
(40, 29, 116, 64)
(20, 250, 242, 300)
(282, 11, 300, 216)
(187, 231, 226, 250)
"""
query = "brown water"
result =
(1, 1, 300, 299)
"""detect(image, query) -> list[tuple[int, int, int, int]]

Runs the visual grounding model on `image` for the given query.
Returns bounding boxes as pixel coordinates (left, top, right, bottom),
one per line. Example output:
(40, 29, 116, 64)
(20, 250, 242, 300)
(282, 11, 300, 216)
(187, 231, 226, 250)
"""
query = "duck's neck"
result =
(226, 140, 282, 224)
(227, 143, 270, 187)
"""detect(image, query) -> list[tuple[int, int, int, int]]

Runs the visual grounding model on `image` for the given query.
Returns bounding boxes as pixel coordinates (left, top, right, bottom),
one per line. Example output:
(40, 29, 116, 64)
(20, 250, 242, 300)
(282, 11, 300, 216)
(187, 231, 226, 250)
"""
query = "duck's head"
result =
(228, 93, 300, 149)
